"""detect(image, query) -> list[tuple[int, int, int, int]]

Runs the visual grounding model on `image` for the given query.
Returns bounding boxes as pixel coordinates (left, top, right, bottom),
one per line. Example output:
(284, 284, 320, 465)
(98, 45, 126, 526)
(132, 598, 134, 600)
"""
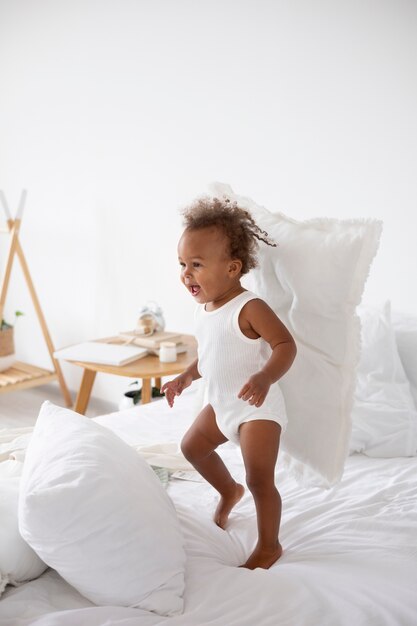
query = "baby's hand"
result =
(161, 378, 183, 407)
(161, 373, 192, 408)
(238, 372, 271, 408)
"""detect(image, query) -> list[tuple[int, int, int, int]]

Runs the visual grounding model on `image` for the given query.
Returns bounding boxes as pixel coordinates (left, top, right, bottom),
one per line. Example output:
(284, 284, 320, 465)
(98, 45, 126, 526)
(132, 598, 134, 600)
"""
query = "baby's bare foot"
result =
(240, 542, 283, 569)
(214, 483, 245, 529)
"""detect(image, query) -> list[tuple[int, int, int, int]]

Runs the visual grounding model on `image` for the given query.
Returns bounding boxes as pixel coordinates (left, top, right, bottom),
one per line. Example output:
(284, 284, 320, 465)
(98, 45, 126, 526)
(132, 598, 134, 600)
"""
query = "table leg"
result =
(154, 376, 162, 390)
(141, 379, 152, 404)
(74, 369, 97, 415)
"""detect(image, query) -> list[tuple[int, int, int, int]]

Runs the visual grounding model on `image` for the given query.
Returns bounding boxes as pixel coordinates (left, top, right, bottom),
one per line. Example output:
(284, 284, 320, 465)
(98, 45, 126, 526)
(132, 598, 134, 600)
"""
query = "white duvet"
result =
(1, 390, 417, 626)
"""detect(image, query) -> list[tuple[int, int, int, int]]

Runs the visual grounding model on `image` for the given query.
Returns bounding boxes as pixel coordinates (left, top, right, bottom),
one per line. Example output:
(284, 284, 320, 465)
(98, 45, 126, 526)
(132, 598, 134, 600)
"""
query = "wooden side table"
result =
(66, 334, 197, 415)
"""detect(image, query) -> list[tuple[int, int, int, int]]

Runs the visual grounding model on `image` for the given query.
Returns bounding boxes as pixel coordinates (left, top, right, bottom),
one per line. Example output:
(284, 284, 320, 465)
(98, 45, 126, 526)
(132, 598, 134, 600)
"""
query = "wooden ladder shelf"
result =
(0, 190, 72, 406)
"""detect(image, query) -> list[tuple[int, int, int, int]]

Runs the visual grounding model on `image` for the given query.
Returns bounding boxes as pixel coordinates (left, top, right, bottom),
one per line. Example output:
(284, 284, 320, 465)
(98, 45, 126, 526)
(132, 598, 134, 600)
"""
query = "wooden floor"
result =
(0, 382, 117, 429)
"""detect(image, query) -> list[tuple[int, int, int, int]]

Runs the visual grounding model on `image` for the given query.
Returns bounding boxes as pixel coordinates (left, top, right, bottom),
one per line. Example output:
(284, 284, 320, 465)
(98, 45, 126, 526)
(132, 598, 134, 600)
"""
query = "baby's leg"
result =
(181, 404, 244, 529)
(239, 420, 282, 569)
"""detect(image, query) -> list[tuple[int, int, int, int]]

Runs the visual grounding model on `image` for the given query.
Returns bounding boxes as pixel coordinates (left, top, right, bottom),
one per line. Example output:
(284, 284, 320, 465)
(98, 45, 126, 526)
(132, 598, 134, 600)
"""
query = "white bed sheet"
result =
(1, 389, 417, 626)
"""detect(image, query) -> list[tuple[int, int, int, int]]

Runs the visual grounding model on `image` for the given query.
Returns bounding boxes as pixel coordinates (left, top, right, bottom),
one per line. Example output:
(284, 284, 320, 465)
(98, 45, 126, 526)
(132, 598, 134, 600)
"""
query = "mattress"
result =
(1, 388, 417, 626)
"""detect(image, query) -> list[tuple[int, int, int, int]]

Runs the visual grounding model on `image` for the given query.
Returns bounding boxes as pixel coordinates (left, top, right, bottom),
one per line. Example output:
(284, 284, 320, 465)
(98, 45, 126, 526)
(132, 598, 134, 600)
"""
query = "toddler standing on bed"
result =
(161, 196, 297, 570)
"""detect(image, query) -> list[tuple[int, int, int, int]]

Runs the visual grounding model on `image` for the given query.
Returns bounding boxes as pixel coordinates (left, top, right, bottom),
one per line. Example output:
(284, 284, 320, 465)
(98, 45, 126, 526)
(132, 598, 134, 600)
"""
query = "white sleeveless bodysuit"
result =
(194, 290, 287, 444)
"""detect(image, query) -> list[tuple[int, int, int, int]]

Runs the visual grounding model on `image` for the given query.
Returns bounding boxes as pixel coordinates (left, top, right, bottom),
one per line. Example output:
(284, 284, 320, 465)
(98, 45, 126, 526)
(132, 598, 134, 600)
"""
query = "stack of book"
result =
(53, 342, 149, 367)
(118, 331, 187, 356)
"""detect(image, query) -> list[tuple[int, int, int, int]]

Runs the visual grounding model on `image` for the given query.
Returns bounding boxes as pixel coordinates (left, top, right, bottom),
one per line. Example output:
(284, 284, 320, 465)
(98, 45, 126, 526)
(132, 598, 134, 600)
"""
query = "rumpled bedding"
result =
(1, 390, 417, 626)
(0, 427, 193, 472)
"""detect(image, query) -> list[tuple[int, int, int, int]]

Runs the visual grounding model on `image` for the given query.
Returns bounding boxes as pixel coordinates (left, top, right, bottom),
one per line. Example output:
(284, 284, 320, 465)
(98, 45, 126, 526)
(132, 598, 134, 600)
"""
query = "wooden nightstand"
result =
(65, 334, 197, 415)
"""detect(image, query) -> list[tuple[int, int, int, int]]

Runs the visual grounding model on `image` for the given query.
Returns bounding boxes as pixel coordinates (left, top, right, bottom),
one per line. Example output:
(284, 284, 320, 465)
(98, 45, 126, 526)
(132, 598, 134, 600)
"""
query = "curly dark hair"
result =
(181, 195, 276, 275)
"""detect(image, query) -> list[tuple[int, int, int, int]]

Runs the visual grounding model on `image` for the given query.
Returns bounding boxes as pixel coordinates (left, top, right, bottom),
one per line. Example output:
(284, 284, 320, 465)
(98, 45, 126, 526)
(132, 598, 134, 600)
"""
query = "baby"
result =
(162, 196, 296, 569)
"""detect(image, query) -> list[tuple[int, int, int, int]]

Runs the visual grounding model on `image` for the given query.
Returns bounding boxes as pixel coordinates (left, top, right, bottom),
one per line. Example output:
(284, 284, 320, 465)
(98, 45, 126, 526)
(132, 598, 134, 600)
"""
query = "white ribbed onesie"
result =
(195, 290, 287, 444)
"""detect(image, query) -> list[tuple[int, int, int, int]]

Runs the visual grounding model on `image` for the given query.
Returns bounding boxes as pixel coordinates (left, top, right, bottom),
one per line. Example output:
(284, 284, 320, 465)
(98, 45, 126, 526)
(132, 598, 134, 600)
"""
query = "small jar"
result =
(159, 342, 177, 363)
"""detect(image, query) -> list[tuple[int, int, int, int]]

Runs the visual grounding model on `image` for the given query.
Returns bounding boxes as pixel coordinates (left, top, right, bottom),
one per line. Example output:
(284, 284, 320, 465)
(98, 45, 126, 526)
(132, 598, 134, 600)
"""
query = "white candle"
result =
(159, 342, 177, 363)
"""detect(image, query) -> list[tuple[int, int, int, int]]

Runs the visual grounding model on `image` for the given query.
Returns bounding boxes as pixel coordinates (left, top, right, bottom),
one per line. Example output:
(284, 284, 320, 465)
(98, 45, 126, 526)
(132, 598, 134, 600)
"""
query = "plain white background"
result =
(0, 0, 416, 403)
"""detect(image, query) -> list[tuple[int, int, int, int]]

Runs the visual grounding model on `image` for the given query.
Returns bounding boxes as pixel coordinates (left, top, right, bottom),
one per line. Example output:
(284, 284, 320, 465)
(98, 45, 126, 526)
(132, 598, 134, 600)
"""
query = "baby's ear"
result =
(229, 259, 242, 276)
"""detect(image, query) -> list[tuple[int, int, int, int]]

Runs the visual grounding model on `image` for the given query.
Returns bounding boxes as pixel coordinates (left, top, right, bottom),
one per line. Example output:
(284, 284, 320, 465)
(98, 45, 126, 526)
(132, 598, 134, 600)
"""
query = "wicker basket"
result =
(0, 327, 15, 357)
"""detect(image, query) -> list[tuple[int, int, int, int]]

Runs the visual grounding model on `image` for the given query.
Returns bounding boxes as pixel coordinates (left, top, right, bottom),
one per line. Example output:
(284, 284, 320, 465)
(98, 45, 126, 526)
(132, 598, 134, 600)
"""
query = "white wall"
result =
(0, 0, 416, 404)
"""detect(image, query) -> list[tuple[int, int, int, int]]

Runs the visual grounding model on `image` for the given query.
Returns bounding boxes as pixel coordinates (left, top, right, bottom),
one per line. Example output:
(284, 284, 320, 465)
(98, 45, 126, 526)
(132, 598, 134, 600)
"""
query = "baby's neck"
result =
(205, 283, 245, 311)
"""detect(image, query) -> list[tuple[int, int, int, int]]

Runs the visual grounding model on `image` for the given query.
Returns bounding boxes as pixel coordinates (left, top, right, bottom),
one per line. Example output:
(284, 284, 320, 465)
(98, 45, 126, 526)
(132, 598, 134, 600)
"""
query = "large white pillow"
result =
(350, 302, 417, 457)
(18, 402, 186, 616)
(0, 460, 47, 596)
(208, 183, 382, 486)
(392, 310, 417, 410)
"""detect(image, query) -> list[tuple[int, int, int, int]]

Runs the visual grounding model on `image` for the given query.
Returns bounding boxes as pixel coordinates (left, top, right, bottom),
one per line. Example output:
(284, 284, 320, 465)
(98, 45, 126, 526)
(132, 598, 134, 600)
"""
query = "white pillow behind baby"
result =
(18, 401, 186, 616)
(208, 182, 382, 487)
(350, 302, 417, 457)
(392, 310, 417, 410)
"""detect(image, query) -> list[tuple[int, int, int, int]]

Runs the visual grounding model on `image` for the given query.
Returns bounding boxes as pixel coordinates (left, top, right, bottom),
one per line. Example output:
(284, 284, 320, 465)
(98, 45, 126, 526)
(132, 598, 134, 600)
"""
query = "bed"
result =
(1, 385, 417, 626)
(2, 186, 417, 625)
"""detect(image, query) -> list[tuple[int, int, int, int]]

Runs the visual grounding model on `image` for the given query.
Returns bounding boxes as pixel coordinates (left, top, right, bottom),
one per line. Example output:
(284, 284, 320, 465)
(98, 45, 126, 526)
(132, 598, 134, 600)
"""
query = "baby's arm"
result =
(237, 299, 297, 407)
(161, 358, 201, 408)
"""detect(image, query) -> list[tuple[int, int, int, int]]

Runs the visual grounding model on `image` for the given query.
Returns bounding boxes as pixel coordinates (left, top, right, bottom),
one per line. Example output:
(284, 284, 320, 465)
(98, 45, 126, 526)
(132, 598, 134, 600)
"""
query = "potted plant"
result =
(119, 380, 165, 410)
(0, 311, 24, 372)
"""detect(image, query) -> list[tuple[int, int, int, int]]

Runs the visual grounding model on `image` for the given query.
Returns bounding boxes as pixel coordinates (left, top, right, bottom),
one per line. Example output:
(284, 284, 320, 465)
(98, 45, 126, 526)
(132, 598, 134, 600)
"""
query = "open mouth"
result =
(189, 285, 201, 297)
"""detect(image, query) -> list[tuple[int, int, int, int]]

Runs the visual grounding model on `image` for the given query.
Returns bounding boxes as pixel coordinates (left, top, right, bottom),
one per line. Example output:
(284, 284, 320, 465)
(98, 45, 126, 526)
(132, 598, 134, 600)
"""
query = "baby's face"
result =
(178, 227, 242, 309)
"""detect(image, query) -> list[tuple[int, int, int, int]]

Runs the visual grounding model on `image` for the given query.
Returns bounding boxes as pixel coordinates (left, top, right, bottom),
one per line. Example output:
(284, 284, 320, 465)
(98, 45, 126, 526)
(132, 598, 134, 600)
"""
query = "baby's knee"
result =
(180, 435, 198, 463)
(245, 472, 276, 496)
